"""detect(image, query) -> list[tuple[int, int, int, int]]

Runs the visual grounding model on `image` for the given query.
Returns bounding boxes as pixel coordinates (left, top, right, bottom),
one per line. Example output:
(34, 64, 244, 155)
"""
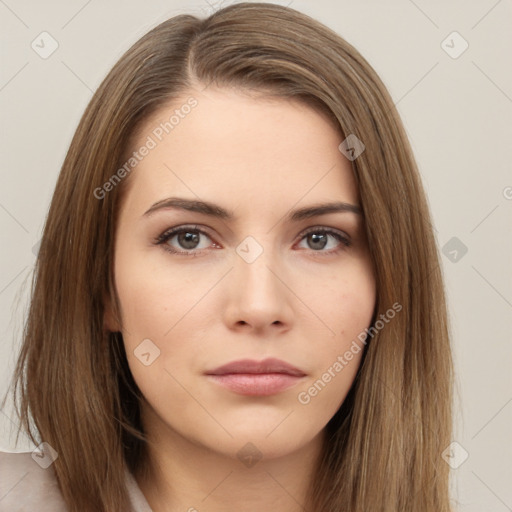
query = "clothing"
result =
(0, 451, 152, 511)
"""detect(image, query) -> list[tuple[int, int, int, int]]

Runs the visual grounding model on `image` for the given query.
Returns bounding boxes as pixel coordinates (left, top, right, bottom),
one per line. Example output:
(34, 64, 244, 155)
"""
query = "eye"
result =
(296, 227, 351, 254)
(154, 225, 351, 257)
(154, 225, 217, 255)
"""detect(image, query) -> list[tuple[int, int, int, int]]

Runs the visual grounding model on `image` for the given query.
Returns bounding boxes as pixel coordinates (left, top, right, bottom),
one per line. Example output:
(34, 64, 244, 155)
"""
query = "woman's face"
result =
(109, 87, 376, 461)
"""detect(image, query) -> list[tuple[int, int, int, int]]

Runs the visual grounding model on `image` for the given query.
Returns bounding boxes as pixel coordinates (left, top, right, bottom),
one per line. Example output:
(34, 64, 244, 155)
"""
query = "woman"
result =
(0, 2, 453, 511)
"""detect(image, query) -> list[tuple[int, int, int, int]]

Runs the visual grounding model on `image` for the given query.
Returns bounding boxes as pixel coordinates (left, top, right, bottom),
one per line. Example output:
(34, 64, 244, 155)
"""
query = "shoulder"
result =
(0, 450, 68, 512)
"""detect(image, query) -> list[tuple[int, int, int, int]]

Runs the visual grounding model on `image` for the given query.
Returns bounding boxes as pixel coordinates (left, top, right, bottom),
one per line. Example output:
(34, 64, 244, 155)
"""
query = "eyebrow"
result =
(143, 197, 362, 222)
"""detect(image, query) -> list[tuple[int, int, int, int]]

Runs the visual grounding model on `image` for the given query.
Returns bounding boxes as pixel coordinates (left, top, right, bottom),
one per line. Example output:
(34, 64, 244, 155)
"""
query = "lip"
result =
(206, 358, 306, 377)
(205, 358, 306, 396)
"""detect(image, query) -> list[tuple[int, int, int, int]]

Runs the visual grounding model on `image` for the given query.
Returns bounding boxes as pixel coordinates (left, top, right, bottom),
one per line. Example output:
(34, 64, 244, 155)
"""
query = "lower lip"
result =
(207, 373, 304, 396)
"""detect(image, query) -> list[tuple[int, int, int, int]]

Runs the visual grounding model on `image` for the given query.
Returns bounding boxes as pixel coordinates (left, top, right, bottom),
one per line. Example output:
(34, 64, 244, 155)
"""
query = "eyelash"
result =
(154, 224, 351, 258)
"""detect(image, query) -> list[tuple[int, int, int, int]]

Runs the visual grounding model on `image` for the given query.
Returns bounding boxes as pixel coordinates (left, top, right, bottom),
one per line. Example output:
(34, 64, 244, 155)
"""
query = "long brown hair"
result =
(3, 3, 453, 511)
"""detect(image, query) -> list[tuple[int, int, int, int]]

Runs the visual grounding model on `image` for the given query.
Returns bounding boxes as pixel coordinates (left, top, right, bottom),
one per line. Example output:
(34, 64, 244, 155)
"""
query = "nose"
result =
(222, 244, 294, 335)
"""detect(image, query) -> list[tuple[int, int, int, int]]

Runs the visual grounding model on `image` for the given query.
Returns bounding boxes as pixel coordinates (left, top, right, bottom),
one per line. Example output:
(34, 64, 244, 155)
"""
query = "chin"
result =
(205, 425, 321, 463)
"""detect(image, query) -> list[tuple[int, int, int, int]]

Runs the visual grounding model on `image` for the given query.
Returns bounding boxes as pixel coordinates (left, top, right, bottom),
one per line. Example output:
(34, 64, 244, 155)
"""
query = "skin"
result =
(106, 87, 376, 512)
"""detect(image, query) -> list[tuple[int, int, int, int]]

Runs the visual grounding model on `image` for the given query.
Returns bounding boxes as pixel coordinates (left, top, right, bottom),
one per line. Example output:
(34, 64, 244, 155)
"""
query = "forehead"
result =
(120, 87, 359, 218)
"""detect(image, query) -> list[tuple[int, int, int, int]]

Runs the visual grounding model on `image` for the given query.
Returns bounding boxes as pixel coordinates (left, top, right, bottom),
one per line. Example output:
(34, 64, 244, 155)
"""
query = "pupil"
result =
(309, 233, 327, 250)
(179, 232, 199, 249)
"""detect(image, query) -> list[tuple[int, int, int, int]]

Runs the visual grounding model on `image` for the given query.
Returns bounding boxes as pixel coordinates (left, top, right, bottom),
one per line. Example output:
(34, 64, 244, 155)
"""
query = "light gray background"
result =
(1, 1, 511, 511)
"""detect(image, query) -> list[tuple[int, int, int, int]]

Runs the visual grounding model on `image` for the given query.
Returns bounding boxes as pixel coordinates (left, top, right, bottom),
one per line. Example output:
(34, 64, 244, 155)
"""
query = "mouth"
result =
(205, 358, 306, 396)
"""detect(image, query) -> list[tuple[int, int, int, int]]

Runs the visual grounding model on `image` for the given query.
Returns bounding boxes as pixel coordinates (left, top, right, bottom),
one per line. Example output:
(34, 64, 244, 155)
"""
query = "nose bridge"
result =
(224, 233, 291, 328)
(234, 234, 281, 300)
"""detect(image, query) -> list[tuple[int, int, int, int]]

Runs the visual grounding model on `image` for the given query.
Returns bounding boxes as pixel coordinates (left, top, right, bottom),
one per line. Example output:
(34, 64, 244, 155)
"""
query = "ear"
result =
(103, 293, 121, 332)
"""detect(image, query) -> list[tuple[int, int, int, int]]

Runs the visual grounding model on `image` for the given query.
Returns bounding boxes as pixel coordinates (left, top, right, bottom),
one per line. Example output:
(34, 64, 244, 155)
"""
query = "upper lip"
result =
(206, 358, 306, 377)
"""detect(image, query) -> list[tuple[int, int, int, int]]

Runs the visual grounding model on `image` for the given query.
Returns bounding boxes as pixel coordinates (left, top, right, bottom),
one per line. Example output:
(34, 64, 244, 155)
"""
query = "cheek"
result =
(113, 248, 210, 394)
(114, 244, 200, 338)
(300, 255, 376, 340)
(294, 259, 375, 415)
(332, 263, 376, 369)
(338, 273, 376, 339)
